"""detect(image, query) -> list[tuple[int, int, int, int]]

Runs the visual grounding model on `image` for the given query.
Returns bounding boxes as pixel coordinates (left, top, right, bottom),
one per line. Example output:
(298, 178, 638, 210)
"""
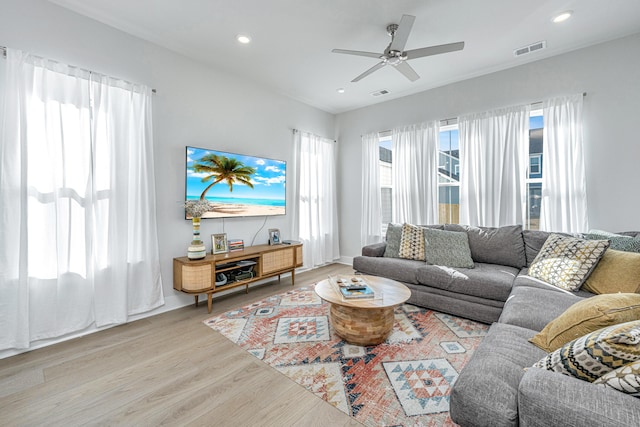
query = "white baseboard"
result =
(338, 256, 354, 266)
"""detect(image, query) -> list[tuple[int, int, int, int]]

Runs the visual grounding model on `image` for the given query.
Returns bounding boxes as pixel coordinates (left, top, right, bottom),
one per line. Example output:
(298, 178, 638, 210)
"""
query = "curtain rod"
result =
(0, 45, 156, 94)
(292, 128, 336, 143)
(373, 92, 589, 136)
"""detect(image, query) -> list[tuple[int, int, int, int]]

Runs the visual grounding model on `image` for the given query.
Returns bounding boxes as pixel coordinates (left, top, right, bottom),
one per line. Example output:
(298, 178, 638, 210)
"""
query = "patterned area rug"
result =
(204, 285, 489, 426)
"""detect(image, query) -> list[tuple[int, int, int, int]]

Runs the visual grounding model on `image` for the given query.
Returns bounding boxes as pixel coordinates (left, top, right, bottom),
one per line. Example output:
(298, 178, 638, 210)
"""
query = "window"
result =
(379, 136, 392, 235)
(529, 154, 541, 175)
(438, 125, 460, 224)
(377, 110, 544, 231)
(526, 112, 544, 230)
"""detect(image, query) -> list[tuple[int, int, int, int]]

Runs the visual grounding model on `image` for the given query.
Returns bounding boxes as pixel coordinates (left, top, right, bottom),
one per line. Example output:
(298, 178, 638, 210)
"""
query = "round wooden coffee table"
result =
(314, 275, 411, 346)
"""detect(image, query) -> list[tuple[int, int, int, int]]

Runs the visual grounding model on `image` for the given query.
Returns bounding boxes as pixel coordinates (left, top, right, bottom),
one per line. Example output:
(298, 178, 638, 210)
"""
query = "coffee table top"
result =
(314, 275, 411, 309)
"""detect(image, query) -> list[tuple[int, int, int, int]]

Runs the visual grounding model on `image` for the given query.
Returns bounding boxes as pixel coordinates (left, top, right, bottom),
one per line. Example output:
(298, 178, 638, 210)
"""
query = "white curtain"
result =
(458, 105, 530, 227)
(360, 132, 382, 246)
(292, 130, 340, 268)
(540, 94, 588, 232)
(392, 122, 439, 224)
(0, 49, 164, 350)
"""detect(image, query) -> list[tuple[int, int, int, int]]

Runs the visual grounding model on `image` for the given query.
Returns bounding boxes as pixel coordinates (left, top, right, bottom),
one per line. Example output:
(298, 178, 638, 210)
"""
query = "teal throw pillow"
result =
(586, 229, 640, 253)
(383, 223, 403, 258)
(424, 228, 475, 268)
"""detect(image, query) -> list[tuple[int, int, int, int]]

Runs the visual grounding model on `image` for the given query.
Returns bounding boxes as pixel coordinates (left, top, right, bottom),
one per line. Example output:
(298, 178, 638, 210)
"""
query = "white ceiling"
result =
(48, 0, 640, 114)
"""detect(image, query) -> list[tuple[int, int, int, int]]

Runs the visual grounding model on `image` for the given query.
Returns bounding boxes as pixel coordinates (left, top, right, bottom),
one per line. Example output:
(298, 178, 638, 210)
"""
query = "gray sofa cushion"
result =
(515, 270, 596, 298)
(415, 262, 518, 302)
(445, 224, 526, 269)
(522, 230, 553, 267)
(406, 284, 504, 324)
(518, 367, 640, 427)
(499, 276, 587, 332)
(449, 322, 547, 427)
(352, 255, 421, 284)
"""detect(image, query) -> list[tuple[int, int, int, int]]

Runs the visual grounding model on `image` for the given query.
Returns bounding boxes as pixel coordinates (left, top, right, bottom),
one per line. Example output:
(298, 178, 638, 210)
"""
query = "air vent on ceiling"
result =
(371, 89, 390, 97)
(514, 41, 547, 57)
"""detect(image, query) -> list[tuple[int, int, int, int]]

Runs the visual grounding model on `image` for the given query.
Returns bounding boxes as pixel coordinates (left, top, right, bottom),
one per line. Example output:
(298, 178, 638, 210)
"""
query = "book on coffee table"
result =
(339, 285, 375, 299)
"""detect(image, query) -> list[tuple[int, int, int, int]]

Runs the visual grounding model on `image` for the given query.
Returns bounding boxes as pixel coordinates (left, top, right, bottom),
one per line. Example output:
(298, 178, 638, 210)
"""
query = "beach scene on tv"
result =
(186, 147, 286, 219)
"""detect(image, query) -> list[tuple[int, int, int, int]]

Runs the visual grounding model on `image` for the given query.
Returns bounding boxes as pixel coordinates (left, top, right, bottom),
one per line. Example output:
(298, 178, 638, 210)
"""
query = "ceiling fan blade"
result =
(405, 41, 465, 59)
(332, 49, 382, 59)
(352, 61, 386, 82)
(389, 14, 416, 52)
(394, 61, 420, 82)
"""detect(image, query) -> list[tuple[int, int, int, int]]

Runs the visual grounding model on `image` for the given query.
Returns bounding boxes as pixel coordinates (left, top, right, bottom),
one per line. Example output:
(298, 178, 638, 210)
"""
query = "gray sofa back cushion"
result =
(445, 224, 526, 268)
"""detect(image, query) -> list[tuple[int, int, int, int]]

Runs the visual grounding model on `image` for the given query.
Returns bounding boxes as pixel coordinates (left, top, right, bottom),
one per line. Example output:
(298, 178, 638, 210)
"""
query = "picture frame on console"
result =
(268, 228, 281, 245)
(212, 233, 228, 254)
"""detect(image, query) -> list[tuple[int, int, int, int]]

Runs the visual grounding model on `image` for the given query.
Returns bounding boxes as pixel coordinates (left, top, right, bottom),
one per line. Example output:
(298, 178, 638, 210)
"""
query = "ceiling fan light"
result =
(236, 34, 251, 44)
(552, 11, 573, 23)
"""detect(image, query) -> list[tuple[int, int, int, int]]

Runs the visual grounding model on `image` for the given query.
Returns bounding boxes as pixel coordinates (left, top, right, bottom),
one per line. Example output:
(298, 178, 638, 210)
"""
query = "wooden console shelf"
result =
(173, 243, 303, 313)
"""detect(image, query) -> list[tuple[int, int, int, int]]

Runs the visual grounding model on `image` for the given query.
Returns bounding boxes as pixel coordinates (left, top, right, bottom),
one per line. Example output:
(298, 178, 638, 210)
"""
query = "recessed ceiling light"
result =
(236, 34, 251, 44)
(552, 11, 573, 23)
(336, 88, 345, 94)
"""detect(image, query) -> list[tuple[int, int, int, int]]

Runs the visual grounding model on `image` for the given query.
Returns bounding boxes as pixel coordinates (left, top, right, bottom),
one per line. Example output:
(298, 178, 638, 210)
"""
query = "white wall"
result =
(0, 0, 335, 355)
(336, 32, 640, 259)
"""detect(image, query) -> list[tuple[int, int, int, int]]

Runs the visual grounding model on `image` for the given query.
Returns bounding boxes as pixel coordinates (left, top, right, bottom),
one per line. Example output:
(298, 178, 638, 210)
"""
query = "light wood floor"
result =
(0, 263, 363, 427)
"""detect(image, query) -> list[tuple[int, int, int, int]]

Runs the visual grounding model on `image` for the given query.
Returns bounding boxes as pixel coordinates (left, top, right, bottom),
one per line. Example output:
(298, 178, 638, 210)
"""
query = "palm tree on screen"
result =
(193, 154, 256, 201)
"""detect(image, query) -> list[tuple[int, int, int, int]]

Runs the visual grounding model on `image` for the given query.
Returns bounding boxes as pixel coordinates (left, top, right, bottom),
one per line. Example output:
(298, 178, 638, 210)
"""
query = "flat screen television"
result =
(185, 146, 286, 219)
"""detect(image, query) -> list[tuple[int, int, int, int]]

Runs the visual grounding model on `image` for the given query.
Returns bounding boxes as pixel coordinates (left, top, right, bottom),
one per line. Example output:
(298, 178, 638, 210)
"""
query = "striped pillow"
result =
(532, 320, 640, 382)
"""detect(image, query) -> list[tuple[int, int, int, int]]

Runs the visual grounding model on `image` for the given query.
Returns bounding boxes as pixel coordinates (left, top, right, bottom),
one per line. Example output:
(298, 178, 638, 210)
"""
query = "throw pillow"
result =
(582, 250, 640, 294)
(424, 228, 475, 268)
(383, 223, 403, 258)
(593, 360, 640, 397)
(398, 223, 426, 261)
(586, 229, 640, 253)
(531, 320, 640, 382)
(528, 233, 610, 291)
(529, 293, 640, 352)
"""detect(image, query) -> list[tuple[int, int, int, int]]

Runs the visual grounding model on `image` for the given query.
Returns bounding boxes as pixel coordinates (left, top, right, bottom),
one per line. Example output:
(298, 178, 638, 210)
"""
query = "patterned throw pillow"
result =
(532, 320, 640, 382)
(593, 360, 640, 397)
(383, 223, 403, 258)
(528, 233, 610, 291)
(586, 229, 640, 253)
(398, 223, 425, 261)
(424, 228, 475, 268)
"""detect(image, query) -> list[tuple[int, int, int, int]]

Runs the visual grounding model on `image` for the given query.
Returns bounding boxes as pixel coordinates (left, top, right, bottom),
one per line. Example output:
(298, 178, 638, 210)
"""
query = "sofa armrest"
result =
(362, 242, 386, 257)
(518, 368, 640, 427)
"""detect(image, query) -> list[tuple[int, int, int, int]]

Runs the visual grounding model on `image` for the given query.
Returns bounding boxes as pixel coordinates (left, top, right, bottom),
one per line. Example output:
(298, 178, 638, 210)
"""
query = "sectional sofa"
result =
(353, 224, 640, 426)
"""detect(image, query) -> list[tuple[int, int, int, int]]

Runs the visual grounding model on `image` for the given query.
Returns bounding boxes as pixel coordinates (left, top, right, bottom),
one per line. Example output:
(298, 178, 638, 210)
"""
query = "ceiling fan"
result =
(332, 14, 464, 83)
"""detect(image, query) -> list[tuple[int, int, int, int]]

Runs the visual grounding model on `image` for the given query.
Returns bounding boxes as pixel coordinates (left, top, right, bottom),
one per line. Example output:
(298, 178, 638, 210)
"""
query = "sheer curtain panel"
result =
(392, 122, 439, 225)
(292, 130, 340, 268)
(458, 105, 530, 227)
(360, 132, 382, 246)
(540, 94, 588, 233)
(0, 49, 163, 351)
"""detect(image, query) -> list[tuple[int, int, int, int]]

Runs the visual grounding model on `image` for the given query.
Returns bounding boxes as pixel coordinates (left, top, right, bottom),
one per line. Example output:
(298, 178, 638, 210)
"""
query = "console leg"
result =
(291, 269, 295, 286)
(195, 295, 199, 307)
(207, 293, 213, 313)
